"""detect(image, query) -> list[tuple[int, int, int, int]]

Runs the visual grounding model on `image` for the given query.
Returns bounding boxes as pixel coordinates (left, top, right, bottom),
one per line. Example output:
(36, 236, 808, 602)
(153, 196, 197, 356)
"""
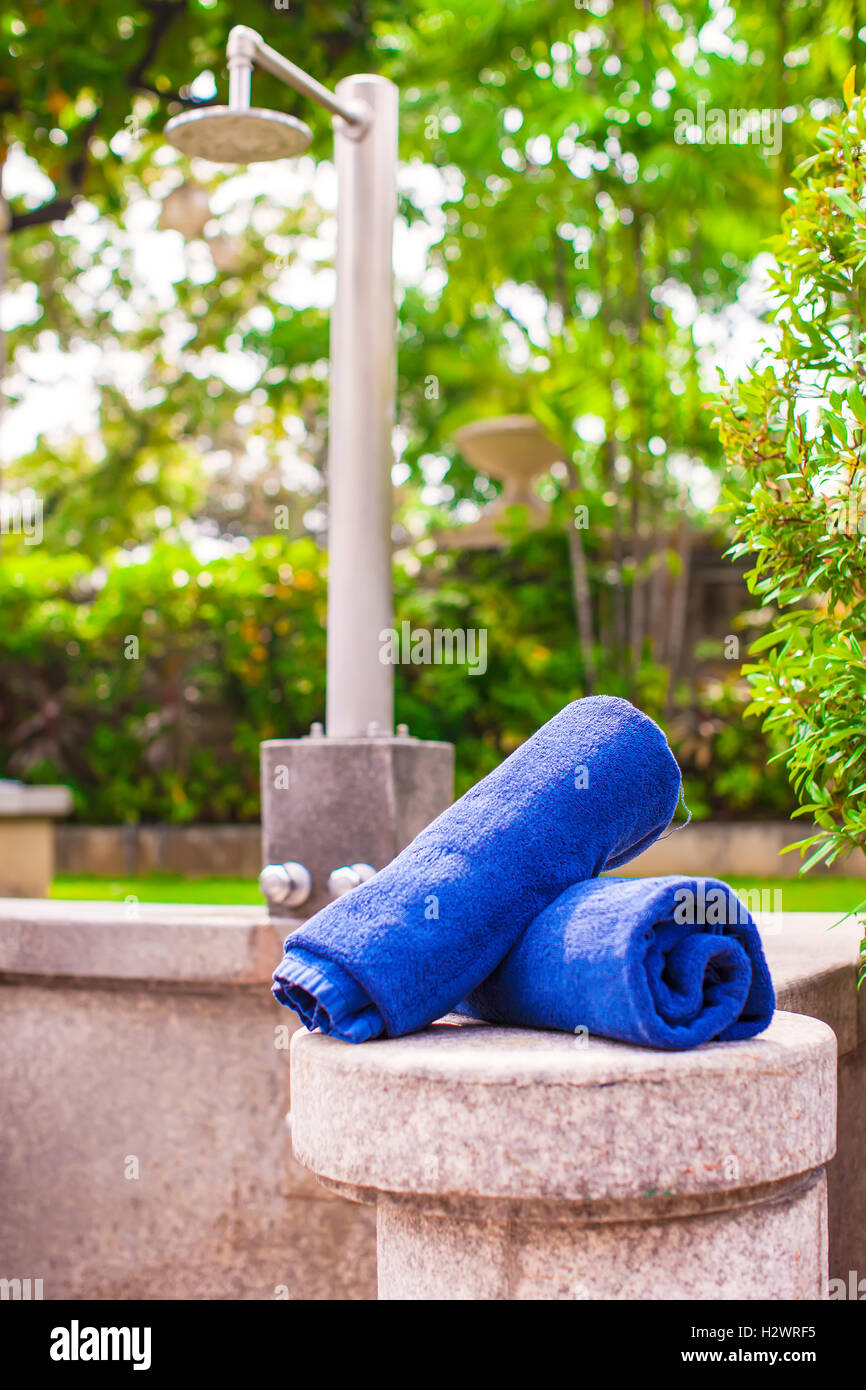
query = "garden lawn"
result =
(49, 873, 866, 914)
(51, 874, 264, 905)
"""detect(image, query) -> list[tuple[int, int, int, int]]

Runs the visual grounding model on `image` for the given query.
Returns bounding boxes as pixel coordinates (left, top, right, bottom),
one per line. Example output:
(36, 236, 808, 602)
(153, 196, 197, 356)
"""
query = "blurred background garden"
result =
(2, 0, 866, 905)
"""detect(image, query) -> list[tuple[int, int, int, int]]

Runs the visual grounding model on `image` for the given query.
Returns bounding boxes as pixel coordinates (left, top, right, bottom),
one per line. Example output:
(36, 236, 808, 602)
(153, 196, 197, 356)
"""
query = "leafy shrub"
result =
(0, 538, 327, 822)
(0, 527, 791, 823)
(716, 73, 866, 912)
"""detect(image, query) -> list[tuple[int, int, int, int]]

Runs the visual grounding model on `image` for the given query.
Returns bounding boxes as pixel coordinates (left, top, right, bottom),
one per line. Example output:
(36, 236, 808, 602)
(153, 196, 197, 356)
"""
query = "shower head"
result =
(164, 106, 313, 164)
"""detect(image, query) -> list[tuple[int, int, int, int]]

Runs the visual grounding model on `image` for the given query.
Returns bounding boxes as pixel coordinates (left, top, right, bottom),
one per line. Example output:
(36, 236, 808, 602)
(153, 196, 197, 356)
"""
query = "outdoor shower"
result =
(164, 25, 453, 916)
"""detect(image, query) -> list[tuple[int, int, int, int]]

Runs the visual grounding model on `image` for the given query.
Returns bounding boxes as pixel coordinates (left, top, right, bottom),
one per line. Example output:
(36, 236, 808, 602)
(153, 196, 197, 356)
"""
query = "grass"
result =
(51, 874, 265, 905)
(49, 872, 866, 914)
(724, 876, 865, 914)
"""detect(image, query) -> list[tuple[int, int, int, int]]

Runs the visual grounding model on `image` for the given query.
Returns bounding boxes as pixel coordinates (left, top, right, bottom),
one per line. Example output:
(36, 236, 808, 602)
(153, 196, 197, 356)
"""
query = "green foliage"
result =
(5, 1, 861, 575)
(0, 532, 790, 820)
(716, 74, 866, 891)
(1, 0, 387, 219)
(3, 1, 852, 828)
(0, 536, 328, 822)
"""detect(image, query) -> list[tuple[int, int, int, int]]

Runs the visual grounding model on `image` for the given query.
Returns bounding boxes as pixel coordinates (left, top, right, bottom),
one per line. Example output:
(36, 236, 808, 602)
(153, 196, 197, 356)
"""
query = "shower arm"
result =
(226, 25, 371, 134)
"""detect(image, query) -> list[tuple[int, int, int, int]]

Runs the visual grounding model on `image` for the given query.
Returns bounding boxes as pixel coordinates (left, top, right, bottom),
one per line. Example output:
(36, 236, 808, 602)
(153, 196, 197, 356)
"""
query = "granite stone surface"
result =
(260, 735, 454, 917)
(0, 929, 377, 1300)
(376, 1172, 828, 1300)
(292, 1011, 836, 1300)
(0, 899, 859, 1301)
(292, 1011, 836, 1202)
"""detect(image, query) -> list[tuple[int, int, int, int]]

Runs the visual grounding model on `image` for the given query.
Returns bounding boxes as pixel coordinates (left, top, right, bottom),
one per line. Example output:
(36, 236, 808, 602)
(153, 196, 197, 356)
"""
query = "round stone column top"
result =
(291, 1011, 836, 1205)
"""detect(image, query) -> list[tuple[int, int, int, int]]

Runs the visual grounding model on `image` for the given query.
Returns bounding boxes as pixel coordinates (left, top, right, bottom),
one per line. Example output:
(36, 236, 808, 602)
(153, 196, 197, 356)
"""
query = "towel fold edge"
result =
(273, 947, 385, 1043)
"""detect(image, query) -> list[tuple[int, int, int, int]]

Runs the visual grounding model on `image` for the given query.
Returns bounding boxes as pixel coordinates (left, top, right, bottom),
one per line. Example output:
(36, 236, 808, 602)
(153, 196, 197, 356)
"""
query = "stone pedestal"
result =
(0, 782, 72, 896)
(260, 733, 454, 918)
(291, 1011, 837, 1300)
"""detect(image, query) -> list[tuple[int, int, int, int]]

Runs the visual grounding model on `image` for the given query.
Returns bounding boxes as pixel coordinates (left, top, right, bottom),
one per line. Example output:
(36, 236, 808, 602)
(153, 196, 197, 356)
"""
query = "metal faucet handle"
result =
(328, 863, 376, 898)
(258, 861, 312, 908)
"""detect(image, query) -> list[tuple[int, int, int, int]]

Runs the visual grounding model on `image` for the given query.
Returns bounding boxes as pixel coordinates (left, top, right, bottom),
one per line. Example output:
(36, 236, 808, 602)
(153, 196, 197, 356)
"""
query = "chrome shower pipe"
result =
(221, 25, 396, 738)
(226, 25, 370, 132)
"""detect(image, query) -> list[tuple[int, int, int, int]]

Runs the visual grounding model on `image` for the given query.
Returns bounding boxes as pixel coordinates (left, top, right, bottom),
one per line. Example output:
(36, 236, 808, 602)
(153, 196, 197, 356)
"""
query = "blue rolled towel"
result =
(461, 875, 775, 1049)
(272, 695, 683, 1041)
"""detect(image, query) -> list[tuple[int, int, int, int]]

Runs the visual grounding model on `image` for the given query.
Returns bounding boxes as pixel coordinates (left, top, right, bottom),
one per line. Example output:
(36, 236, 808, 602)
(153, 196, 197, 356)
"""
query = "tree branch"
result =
(9, 198, 76, 231)
(7, 4, 185, 237)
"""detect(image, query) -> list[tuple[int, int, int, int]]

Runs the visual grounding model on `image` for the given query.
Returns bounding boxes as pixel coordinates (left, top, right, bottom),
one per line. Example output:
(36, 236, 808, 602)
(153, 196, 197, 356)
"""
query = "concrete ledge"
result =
(0, 899, 377, 1299)
(758, 910, 865, 1054)
(0, 898, 280, 986)
(6, 902, 858, 1010)
(0, 783, 72, 817)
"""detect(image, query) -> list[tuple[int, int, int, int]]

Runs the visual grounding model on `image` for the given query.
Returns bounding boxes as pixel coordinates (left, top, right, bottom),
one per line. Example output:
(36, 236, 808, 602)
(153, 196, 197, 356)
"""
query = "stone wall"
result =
(55, 825, 263, 879)
(54, 820, 866, 881)
(0, 900, 376, 1300)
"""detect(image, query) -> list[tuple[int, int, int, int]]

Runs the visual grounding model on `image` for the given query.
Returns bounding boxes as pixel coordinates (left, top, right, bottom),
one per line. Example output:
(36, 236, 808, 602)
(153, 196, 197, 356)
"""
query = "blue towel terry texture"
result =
(272, 696, 775, 1050)
(461, 875, 774, 1050)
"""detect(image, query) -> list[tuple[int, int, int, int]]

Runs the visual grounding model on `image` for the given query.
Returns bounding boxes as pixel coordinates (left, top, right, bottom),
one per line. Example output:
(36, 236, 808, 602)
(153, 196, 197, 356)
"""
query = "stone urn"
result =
(440, 415, 563, 549)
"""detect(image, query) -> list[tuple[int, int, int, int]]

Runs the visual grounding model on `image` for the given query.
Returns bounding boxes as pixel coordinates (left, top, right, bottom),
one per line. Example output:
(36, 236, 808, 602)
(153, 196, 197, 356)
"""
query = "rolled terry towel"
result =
(272, 695, 683, 1042)
(461, 875, 775, 1050)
